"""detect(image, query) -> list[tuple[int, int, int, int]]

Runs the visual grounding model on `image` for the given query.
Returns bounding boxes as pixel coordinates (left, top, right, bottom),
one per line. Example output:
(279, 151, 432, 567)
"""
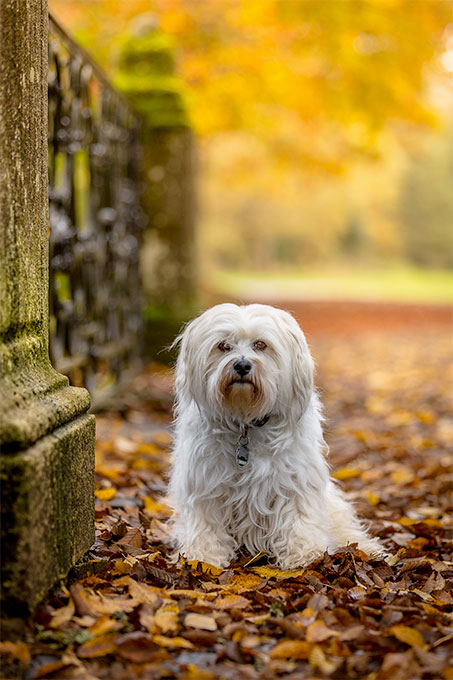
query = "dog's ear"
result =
(278, 310, 314, 420)
(172, 316, 204, 410)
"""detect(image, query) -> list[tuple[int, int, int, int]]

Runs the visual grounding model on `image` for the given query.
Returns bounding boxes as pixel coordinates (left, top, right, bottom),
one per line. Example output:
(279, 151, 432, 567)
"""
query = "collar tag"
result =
(236, 425, 250, 468)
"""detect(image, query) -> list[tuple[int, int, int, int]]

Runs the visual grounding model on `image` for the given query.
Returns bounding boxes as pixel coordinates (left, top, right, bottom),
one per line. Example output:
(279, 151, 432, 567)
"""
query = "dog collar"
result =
(235, 415, 270, 468)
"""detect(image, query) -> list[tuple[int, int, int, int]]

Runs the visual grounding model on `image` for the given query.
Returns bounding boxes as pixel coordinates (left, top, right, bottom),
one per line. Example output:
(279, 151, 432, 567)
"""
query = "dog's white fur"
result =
(169, 303, 381, 569)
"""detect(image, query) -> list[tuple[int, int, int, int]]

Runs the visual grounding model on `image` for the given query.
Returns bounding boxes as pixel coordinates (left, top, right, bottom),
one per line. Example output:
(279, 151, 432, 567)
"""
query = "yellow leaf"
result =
(416, 410, 434, 424)
(270, 639, 312, 659)
(390, 468, 414, 485)
(309, 644, 336, 674)
(332, 468, 362, 480)
(187, 560, 224, 576)
(154, 610, 179, 634)
(389, 625, 427, 649)
(225, 573, 263, 593)
(183, 667, 215, 680)
(143, 496, 171, 516)
(95, 488, 116, 501)
(88, 614, 120, 636)
(252, 566, 305, 580)
(399, 517, 418, 526)
(184, 613, 217, 631)
(367, 491, 380, 506)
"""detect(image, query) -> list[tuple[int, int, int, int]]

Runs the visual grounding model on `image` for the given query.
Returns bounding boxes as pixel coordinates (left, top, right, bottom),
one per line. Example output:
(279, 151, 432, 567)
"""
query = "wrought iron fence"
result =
(48, 15, 145, 408)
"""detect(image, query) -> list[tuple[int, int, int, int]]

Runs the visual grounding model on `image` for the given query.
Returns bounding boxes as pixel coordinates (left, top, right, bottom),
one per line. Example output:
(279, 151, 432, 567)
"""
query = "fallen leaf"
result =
(153, 634, 194, 649)
(225, 573, 264, 593)
(187, 560, 224, 576)
(306, 620, 339, 642)
(154, 610, 179, 634)
(144, 496, 171, 516)
(270, 639, 312, 659)
(389, 625, 427, 649)
(0, 641, 30, 665)
(95, 488, 117, 501)
(184, 613, 218, 631)
(78, 633, 118, 658)
(49, 597, 75, 628)
(252, 566, 305, 580)
(333, 468, 362, 480)
(116, 631, 161, 663)
(70, 583, 138, 616)
(214, 594, 250, 610)
(309, 644, 337, 674)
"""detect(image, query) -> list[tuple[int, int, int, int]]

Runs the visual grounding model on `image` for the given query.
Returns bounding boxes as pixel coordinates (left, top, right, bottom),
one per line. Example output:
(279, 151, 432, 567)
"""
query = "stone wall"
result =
(0, 0, 95, 615)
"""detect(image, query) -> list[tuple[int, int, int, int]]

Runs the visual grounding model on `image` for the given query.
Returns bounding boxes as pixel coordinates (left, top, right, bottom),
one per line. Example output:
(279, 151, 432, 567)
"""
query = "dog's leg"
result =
(327, 483, 383, 556)
(171, 505, 237, 568)
(273, 513, 331, 569)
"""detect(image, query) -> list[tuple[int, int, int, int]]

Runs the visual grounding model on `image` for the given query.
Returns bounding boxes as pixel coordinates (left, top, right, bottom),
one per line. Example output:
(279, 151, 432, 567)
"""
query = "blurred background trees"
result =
(50, 0, 453, 301)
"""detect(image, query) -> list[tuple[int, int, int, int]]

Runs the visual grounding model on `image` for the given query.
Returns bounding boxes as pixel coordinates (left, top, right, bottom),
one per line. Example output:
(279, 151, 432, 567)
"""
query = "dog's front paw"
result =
(276, 548, 325, 570)
(180, 543, 235, 570)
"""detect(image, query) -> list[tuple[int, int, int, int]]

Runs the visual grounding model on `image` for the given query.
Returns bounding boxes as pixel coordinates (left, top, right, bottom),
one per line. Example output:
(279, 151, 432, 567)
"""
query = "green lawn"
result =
(210, 267, 453, 304)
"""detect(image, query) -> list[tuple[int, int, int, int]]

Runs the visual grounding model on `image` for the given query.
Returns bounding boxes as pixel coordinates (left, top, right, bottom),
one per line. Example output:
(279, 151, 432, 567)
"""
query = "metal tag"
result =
(236, 442, 250, 467)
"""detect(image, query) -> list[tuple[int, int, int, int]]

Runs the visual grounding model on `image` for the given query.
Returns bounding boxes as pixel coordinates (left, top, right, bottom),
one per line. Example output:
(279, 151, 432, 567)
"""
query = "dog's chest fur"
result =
(191, 422, 318, 554)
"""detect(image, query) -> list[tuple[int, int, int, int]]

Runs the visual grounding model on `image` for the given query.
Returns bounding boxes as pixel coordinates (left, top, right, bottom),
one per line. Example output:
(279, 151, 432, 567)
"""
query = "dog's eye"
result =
(253, 340, 267, 351)
(218, 341, 232, 352)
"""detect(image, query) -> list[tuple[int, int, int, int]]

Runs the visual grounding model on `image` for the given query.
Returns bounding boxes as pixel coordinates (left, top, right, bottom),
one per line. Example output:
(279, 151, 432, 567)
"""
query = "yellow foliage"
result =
(95, 488, 116, 501)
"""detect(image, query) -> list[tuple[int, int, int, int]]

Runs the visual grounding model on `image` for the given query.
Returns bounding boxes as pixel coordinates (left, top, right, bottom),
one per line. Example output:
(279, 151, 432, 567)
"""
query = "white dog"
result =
(169, 303, 381, 569)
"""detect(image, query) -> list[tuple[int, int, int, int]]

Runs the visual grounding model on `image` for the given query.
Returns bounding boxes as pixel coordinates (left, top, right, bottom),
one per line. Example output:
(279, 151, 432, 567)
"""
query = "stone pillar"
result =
(116, 18, 197, 339)
(0, 0, 95, 615)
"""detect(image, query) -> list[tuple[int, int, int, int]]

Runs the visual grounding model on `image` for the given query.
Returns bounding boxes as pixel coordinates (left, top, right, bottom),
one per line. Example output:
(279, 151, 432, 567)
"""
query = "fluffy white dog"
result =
(169, 303, 381, 569)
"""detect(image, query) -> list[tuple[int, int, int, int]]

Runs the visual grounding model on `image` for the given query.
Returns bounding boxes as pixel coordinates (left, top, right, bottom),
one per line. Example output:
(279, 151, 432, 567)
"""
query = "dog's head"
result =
(174, 303, 314, 423)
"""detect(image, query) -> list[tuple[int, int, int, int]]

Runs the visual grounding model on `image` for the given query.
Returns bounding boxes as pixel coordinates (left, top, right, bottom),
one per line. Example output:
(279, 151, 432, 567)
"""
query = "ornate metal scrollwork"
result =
(48, 15, 145, 408)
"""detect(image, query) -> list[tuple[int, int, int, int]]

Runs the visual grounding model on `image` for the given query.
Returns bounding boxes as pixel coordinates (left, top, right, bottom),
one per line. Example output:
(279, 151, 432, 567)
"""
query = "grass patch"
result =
(209, 267, 453, 304)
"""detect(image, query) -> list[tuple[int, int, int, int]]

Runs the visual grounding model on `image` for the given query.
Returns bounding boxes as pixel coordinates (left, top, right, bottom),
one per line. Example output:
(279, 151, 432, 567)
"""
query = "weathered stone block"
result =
(0, 414, 95, 615)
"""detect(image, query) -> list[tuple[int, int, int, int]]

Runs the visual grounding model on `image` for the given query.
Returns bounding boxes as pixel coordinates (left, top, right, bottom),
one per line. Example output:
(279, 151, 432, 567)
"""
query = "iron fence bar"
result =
(48, 12, 145, 410)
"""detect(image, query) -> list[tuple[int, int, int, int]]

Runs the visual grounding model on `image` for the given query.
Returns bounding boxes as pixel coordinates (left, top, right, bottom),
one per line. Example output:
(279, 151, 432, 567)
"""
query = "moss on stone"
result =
(0, 415, 95, 615)
(115, 26, 190, 128)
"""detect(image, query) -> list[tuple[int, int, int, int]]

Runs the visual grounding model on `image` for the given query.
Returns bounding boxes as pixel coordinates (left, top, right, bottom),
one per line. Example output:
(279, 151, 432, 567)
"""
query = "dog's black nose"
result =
(233, 358, 252, 377)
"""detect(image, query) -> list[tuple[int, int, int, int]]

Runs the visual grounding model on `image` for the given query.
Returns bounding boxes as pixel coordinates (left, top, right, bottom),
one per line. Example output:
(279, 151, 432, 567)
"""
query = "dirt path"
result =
(242, 299, 452, 338)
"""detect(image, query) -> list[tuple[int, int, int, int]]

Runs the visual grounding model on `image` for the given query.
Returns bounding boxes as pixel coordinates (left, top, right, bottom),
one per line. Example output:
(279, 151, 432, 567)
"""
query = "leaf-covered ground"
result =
(1, 306, 452, 680)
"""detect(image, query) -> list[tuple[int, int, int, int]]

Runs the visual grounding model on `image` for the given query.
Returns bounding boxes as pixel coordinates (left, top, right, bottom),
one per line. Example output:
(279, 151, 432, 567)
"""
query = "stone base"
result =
(0, 414, 95, 615)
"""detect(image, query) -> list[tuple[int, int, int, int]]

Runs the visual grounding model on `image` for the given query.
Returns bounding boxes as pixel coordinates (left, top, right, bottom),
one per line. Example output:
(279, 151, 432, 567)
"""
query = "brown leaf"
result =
(152, 634, 194, 649)
(48, 597, 75, 629)
(116, 631, 162, 663)
(70, 583, 137, 616)
(306, 620, 339, 643)
(214, 594, 250, 610)
(347, 586, 367, 601)
(270, 639, 312, 660)
(78, 633, 119, 658)
(127, 578, 162, 606)
(117, 528, 142, 548)
(182, 629, 219, 646)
